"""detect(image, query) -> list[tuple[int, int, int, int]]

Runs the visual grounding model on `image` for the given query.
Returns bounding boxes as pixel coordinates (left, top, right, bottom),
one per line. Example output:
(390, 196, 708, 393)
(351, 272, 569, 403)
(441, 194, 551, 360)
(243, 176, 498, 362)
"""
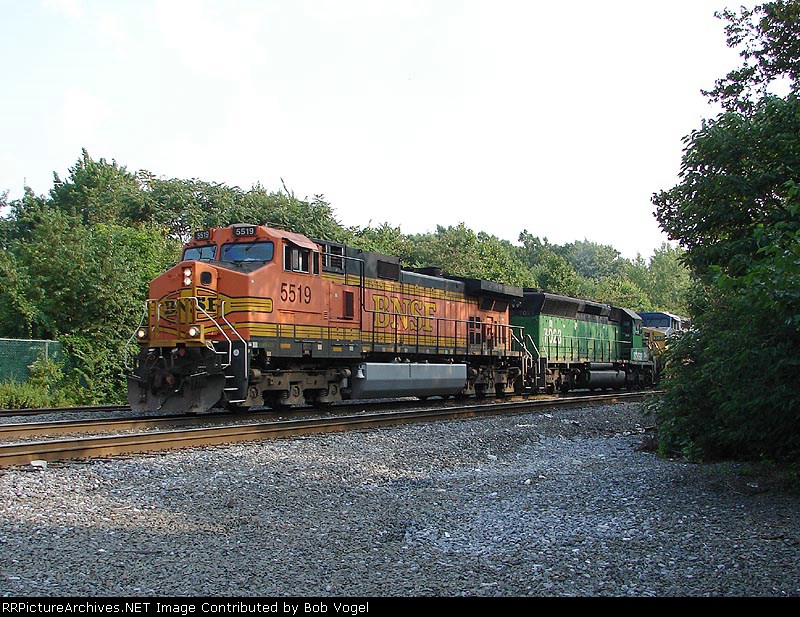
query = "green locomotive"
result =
(511, 290, 657, 393)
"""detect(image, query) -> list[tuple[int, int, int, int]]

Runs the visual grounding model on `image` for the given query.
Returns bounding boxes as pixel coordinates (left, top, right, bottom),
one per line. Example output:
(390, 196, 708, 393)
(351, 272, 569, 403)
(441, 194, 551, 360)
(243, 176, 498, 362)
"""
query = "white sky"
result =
(0, 0, 755, 258)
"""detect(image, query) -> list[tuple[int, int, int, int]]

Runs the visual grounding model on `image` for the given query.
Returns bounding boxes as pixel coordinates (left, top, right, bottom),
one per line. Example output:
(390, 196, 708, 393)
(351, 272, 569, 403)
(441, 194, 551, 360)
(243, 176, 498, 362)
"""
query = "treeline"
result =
(0, 149, 689, 406)
(652, 0, 800, 462)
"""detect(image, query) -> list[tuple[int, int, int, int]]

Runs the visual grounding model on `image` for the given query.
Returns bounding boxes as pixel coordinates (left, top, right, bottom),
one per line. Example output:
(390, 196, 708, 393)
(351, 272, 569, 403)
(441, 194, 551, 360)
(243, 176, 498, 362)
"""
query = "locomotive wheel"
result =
(308, 391, 333, 408)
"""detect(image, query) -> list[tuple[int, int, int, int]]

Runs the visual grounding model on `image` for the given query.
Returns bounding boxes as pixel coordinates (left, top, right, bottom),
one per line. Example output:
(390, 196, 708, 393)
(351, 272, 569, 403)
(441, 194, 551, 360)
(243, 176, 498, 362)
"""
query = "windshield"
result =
(642, 315, 671, 328)
(221, 241, 275, 263)
(183, 245, 217, 261)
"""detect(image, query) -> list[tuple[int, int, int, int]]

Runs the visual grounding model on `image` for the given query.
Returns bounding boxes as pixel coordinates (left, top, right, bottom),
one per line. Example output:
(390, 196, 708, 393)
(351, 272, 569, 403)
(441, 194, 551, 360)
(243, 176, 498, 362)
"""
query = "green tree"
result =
(137, 175, 348, 243)
(0, 204, 177, 402)
(652, 0, 800, 461)
(655, 96, 800, 276)
(554, 239, 627, 280)
(624, 243, 692, 314)
(518, 231, 583, 295)
(403, 224, 534, 287)
(704, 0, 800, 111)
(645, 243, 692, 315)
(351, 222, 414, 257)
(579, 276, 651, 311)
(138, 175, 241, 239)
(50, 148, 148, 227)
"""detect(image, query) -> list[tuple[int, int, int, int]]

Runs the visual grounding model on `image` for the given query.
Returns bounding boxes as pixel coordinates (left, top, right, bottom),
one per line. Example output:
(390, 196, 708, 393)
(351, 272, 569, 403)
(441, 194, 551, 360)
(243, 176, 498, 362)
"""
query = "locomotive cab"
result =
(127, 224, 325, 412)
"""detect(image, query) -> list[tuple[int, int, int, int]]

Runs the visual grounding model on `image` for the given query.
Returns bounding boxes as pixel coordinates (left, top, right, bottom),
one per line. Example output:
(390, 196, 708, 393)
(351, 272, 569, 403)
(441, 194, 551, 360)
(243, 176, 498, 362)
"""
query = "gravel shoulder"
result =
(1, 402, 798, 597)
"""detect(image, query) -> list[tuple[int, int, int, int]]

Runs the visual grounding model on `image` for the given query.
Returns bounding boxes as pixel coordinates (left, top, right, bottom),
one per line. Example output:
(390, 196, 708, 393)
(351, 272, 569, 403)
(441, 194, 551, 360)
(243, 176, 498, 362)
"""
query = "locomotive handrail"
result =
(541, 333, 625, 363)
(129, 296, 246, 373)
(336, 253, 366, 329)
(123, 308, 151, 371)
(366, 309, 522, 357)
(185, 297, 240, 372)
(510, 331, 540, 361)
(218, 300, 247, 347)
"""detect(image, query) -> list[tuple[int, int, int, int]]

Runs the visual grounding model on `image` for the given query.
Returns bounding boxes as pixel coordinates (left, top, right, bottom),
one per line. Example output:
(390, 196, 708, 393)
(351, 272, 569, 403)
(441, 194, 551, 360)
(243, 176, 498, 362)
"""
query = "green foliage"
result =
(704, 0, 800, 111)
(654, 95, 800, 276)
(578, 276, 651, 310)
(0, 379, 53, 409)
(0, 211, 178, 403)
(726, 181, 800, 328)
(0, 353, 72, 409)
(139, 176, 347, 243)
(387, 224, 536, 287)
(518, 231, 582, 295)
(50, 148, 148, 227)
(0, 146, 691, 405)
(654, 287, 800, 461)
(624, 243, 692, 315)
(350, 222, 414, 256)
(642, 243, 692, 315)
(554, 239, 626, 280)
(652, 0, 800, 462)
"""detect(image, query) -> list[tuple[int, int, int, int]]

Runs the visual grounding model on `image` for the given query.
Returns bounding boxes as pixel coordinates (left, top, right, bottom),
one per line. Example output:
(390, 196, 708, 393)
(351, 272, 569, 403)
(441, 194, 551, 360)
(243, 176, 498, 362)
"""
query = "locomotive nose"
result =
(186, 263, 222, 331)
(180, 261, 217, 291)
(196, 265, 217, 290)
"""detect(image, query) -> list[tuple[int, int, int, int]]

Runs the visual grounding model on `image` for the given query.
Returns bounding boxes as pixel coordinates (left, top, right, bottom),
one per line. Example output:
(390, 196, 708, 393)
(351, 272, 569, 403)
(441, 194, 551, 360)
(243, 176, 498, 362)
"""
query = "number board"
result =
(233, 226, 257, 237)
(194, 230, 211, 240)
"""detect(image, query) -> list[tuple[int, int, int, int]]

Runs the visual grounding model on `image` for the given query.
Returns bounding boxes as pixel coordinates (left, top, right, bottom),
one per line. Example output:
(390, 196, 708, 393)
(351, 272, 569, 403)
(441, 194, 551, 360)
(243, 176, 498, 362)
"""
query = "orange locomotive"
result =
(127, 224, 525, 412)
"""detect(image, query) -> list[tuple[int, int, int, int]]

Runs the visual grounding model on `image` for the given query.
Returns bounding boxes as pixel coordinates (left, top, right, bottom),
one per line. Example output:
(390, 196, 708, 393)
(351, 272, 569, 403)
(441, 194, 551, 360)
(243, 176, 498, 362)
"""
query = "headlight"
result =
(136, 327, 148, 340)
(187, 325, 201, 338)
(183, 267, 192, 286)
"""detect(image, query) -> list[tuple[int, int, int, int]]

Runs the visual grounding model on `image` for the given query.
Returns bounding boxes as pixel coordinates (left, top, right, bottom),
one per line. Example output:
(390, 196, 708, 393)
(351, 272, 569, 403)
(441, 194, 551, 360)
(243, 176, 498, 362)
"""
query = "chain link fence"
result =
(0, 338, 62, 382)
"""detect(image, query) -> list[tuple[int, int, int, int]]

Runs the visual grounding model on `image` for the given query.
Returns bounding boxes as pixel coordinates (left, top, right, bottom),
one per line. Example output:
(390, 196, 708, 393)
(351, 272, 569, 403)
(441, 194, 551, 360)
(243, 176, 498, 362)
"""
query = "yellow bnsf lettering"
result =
(372, 294, 436, 332)
(196, 296, 218, 315)
(390, 297, 410, 329)
(159, 295, 217, 323)
(178, 299, 193, 322)
(373, 295, 390, 327)
(162, 299, 177, 318)
(422, 301, 436, 332)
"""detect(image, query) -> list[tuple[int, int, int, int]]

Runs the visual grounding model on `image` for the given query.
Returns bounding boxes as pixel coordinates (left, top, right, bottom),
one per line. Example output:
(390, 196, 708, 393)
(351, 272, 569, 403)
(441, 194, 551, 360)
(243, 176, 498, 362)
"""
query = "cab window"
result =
(183, 245, 217, 261)
(284, 245, 315, 274)
(221, 241, 274, 263)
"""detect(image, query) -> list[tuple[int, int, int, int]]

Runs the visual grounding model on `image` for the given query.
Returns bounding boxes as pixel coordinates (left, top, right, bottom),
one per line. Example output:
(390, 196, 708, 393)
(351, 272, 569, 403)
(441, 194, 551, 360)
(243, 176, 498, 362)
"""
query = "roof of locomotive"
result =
(313, 234, 523, 300)
(185, 224, 524, 301)
(514, 289, 641, 325)
(184, 223, 319, 251)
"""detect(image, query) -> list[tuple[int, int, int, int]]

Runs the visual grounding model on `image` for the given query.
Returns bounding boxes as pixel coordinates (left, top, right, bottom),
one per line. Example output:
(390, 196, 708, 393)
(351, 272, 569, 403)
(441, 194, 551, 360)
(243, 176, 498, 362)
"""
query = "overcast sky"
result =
(1, 0, 756, 258)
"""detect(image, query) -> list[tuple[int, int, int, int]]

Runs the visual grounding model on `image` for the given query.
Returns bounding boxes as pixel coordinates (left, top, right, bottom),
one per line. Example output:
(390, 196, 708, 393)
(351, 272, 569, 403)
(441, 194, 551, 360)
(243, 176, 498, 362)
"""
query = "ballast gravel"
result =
(1, 402, 798, 597)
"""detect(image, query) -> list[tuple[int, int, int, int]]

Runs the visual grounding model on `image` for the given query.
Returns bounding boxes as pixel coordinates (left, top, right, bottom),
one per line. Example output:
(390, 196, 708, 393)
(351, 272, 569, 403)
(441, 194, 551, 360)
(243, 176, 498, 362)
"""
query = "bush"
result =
(652, 288, 800, 462)
(0, 354, 73, 409)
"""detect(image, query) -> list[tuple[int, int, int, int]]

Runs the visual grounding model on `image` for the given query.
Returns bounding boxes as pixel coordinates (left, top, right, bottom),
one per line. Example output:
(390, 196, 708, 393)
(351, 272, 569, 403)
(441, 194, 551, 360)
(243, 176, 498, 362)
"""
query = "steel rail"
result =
(0, 392, 656, 467)
(0, 404, 130, 418)
(0, 391, 638, 439)
(0, 394, 566, 436)
(0, 409, 289, 439)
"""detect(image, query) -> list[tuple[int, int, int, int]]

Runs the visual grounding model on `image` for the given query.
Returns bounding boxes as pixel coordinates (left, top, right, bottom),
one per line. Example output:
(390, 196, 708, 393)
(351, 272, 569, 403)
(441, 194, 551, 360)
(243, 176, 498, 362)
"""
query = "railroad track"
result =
(0, 404, 130, 418)
(0, 391, 657, 467)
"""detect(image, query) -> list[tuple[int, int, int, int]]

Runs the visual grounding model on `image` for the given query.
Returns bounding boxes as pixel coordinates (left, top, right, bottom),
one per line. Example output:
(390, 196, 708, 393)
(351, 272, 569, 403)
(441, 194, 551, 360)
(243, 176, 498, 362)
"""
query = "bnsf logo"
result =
(158, 296, 218, 322)
(372, 294, 436, 331)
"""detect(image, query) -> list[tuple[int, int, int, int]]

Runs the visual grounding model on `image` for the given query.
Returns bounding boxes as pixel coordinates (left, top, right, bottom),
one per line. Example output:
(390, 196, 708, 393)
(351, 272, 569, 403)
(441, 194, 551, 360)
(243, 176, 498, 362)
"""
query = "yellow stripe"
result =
(321, 273, 471, 303)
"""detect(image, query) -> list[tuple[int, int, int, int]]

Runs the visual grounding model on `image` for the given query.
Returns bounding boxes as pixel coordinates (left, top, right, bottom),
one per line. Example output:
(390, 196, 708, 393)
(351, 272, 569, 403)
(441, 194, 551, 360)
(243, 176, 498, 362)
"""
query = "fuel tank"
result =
(349, 362, 467, 399)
